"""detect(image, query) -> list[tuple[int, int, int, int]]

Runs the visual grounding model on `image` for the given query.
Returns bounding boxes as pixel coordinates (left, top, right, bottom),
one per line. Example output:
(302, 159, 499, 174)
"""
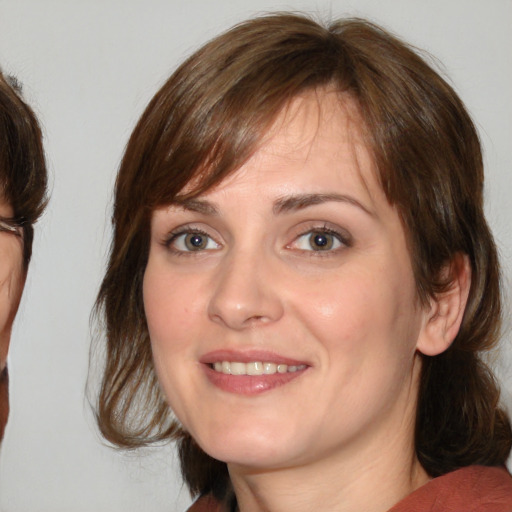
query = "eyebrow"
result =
(172, 198, 220, 215)
(272, 193, 374, 216)
(171, 193, 373, 217)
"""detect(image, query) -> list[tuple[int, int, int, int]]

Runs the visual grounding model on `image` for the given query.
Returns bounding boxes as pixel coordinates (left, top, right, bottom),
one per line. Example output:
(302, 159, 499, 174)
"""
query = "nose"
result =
(207, 249, 284, 330)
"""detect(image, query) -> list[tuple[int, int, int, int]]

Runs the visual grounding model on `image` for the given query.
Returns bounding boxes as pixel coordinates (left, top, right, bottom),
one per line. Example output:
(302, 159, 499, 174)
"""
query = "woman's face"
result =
(144, 91, 432, 471)
(0, 199, 24, 442)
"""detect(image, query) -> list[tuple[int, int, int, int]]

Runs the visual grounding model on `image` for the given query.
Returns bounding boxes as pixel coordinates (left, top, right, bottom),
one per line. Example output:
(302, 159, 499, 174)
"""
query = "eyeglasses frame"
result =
(0, 217, 25, 239)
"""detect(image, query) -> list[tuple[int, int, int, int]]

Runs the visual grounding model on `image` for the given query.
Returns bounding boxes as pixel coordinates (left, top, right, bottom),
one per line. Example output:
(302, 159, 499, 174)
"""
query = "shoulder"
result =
(389, 465, 512, 512)
(186, 467, 512, 512)
(186, 494, 225, 512)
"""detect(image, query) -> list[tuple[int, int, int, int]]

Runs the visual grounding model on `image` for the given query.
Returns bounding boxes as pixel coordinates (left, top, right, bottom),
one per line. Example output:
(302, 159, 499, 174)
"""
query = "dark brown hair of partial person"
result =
(0, 71, 48, 267)
(94, 12, 511, 497)
(0, 366, 9, 441)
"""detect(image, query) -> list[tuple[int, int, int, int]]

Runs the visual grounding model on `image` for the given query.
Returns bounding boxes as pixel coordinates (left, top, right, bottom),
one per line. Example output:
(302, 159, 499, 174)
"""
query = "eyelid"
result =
(287, 223, 353, 253)
(159, 221, 352, 255)
(163, 224, 222, 253)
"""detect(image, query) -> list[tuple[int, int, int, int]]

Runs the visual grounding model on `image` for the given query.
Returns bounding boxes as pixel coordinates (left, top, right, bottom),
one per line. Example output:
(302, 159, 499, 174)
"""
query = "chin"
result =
(207, 443, 298, 470)
(193, 419, 310, 470)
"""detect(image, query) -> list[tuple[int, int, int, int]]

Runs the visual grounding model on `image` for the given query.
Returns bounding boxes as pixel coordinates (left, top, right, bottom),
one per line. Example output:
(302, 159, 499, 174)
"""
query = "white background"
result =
(0, 0, 510, 510)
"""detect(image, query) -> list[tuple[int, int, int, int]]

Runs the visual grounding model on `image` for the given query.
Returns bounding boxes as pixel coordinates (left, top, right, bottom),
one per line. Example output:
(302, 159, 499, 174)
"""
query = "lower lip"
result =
(203, 364, 307, 395)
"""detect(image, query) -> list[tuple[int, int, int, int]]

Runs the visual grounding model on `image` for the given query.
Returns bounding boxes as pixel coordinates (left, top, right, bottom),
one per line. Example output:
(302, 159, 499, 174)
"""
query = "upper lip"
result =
(199, 349, 310, 367)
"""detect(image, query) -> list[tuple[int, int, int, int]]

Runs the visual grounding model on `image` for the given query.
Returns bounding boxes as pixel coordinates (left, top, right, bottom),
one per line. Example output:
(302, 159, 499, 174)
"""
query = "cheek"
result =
(0, 241, 19, 442)
(0, 241, 24, 365)
(142, 261, 210, 397)
(294, 261, 420, 361)
(143, 262, 212, 426)
(144, 268, 203, 348)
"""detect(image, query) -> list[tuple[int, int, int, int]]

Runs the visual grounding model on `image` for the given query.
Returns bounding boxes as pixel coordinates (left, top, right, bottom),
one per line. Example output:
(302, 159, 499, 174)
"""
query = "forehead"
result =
(268, 89, 362, 141)
(261, 89, 366, 165)
(196, 89, 382, 209)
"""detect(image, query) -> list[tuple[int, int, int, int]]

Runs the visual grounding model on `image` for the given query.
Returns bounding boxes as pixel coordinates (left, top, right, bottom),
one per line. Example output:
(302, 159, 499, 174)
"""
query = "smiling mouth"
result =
(202, 351, 310, 394)
(210, 361, 308, 376)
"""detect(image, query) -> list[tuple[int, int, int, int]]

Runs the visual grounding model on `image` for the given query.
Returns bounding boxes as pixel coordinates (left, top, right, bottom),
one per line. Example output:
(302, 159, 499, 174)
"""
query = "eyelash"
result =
(163, 224, 352, 255)
(289, 225, 352, 254)
(164, 226, 220, 255)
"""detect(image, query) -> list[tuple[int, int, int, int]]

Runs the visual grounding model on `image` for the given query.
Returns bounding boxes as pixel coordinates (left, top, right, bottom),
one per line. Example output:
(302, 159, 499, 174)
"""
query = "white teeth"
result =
(247, 361, 263, 375)
(263, 362, 277, 374)
(230, 362, 246, 375)
(211, 361, 306, 375)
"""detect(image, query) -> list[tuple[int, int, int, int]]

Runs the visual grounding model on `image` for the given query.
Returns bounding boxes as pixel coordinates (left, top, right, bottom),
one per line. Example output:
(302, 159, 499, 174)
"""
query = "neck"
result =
(229, 437, 428, 512)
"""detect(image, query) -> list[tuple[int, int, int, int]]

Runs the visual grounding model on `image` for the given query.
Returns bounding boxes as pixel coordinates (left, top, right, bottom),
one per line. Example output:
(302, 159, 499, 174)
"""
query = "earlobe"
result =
(416, 254, 472, 356)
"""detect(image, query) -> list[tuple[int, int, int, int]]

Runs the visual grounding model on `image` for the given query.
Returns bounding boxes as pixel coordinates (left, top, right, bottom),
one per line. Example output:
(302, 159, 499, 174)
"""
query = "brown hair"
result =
(0, 71, 48, 267)
(94, 13, 511, 497)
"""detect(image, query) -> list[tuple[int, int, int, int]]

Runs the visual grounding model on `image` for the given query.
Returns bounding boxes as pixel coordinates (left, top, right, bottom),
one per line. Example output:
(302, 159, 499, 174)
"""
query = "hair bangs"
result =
(133, 16, 345, 208)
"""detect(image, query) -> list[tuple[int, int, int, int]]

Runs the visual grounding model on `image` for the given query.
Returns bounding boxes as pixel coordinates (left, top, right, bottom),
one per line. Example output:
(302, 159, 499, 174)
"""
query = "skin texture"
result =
(143, 91, 470, 512)
(0, 200, 24, 443)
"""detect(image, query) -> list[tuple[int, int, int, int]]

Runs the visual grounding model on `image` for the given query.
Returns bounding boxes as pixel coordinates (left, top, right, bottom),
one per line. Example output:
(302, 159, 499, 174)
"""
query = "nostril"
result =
(207, 261, 284, 329)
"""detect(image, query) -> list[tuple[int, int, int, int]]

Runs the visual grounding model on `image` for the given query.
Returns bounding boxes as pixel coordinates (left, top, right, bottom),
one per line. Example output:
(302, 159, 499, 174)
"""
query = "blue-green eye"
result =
(294, 230, 344, 251)
(170, 231, 220, 252)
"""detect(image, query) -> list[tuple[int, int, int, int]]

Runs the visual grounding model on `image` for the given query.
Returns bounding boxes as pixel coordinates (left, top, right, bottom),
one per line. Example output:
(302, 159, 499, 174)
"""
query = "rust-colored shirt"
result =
(188, 465, 512, 511)
(389, 465, 512, 511)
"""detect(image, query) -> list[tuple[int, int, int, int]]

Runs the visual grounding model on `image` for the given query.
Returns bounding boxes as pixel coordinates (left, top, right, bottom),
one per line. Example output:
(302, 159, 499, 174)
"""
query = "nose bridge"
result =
(208, 243, 283, 329)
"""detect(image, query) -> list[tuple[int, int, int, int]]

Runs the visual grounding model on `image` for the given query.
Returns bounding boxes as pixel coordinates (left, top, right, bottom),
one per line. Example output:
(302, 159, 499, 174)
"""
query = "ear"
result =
(416, 253, 471, 356)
